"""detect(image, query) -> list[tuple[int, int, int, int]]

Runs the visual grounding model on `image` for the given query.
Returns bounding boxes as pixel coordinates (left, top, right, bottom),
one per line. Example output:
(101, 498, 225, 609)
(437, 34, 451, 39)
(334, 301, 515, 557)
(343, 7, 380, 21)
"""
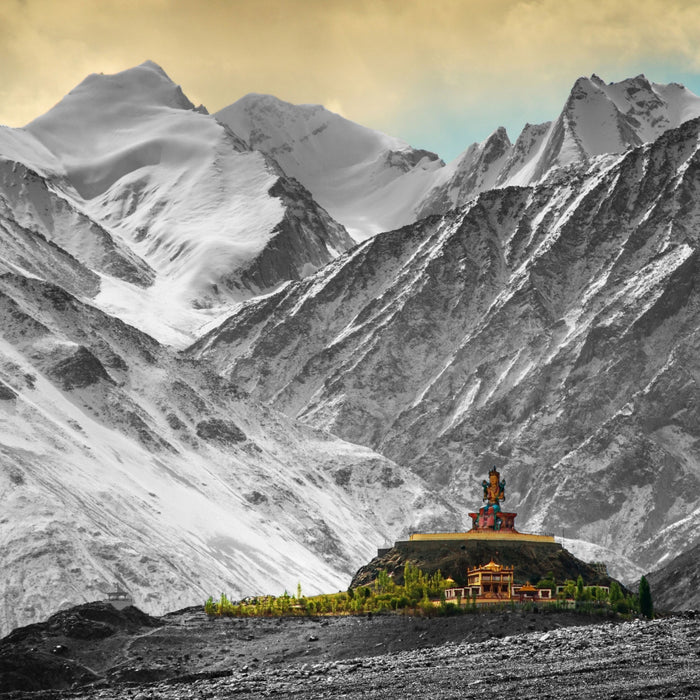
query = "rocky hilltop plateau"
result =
(349, 538, 618, 591)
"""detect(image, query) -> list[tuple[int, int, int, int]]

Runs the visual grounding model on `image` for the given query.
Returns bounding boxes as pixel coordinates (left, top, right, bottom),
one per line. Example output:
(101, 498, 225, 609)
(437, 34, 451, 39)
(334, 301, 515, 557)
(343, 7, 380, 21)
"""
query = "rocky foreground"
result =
(1, 603, 699, 699)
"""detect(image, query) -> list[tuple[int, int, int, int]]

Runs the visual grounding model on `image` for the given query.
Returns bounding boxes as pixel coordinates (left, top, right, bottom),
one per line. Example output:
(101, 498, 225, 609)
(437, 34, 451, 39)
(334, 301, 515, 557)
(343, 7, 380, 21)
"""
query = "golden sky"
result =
(2, 0, 700, 160)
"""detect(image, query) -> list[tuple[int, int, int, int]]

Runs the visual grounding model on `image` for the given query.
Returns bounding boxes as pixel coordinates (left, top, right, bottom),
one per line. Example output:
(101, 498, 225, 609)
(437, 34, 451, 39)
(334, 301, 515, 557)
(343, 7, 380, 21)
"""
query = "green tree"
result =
(376, 569, 395, 594)
(536, 571, 556, 592)
(403, 563, 427, 604)
(639, 576, 653, 619)
(593, 586, 608, 602)
(575, 575, 585, 600)
(428, 570, 447, 597)
(609, 580, 623, 605)
(561, 579, 576, 599)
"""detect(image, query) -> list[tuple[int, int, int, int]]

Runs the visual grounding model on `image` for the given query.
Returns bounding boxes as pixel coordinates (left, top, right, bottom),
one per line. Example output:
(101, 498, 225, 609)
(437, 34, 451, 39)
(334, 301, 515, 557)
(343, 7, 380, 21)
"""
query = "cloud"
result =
(1, 0, 700, 157)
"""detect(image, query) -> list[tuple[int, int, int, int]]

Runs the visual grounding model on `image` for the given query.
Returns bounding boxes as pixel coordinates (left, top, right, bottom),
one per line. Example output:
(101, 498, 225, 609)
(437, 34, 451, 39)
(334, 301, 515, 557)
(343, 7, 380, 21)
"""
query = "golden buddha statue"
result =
(483, 467, 505, 505)
(476, 467, 506, 530)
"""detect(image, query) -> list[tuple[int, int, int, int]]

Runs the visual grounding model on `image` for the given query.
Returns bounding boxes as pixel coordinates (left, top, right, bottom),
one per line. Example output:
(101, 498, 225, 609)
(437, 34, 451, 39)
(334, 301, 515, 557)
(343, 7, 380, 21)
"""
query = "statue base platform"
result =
(469, 508, 518, 532)
(408, 530, 555, 544)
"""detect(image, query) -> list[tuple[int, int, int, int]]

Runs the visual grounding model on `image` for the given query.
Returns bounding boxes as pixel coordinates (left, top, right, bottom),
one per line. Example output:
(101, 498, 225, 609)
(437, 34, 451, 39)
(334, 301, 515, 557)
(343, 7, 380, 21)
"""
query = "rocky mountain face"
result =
(349, 539, 619, 591)
(646, 541, 700, 611)
(192, 114, 700, 576)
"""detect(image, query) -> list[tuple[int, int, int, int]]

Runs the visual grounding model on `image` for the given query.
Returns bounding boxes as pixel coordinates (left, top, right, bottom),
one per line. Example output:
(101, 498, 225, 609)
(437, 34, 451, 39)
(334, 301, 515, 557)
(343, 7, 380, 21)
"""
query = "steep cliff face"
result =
(191, 116, 700, 574)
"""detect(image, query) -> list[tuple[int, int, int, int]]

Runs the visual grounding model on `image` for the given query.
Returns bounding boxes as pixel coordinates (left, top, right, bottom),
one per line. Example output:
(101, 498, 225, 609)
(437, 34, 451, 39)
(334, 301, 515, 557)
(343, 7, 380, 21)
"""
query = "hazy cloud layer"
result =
(2, 0, 700, 159)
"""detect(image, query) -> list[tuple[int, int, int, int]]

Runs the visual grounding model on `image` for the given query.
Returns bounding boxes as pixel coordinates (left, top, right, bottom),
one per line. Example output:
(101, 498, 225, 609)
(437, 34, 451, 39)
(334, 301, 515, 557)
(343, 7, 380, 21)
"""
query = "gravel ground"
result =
(1, 605, 698, 699)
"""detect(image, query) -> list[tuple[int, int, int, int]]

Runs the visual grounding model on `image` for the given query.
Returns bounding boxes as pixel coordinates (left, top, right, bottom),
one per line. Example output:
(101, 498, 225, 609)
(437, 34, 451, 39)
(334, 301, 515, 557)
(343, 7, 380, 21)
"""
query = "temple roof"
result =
(483, 559, 503, 571)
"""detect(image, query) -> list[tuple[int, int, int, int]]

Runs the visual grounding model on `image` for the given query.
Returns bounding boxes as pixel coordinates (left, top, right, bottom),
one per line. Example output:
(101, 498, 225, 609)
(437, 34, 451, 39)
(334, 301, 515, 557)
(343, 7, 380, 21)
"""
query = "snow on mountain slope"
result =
(216, 94, 443, 240)
(0, 158, 156, 288)
(191, 116, 700, 575)
(12, 62, 353, 345)
(555, 538, 645, 586)
(0, 126, 64, 179)
(0, 266, 457, 636)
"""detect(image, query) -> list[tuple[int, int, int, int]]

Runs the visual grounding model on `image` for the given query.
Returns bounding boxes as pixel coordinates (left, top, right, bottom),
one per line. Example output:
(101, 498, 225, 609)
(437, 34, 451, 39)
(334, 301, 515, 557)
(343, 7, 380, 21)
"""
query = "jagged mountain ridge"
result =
(417, 74, 700, 218)
(191, 114, 700, 575)
(220, 75, 700, 237)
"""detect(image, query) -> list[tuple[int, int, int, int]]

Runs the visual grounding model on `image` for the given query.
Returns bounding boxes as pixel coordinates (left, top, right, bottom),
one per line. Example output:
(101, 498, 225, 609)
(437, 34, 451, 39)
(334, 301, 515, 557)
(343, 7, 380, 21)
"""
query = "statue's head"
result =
(489, 467, 499, 485)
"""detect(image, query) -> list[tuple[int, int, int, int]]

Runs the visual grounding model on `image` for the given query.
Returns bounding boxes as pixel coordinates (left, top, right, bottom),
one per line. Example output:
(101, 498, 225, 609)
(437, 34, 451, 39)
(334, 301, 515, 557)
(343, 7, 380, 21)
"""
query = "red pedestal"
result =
(468, 508, 518, 532)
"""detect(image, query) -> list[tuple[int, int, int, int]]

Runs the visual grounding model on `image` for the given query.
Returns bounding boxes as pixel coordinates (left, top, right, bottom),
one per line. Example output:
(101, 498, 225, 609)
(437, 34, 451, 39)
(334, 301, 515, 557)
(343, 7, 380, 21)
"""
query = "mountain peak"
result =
(137, 59, 171, 77)
(234, 93, 328, 117)
(620, 74, 653, 92)
(569, 75, 602, 100)
(216, 91, 434, 239)
(487, 126, 511, 146)
(27, 63, 196, 132)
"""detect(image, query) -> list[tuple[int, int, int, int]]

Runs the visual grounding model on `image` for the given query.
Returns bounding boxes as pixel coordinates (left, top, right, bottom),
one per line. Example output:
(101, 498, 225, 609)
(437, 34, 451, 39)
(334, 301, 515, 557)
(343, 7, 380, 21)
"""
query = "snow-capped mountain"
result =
(216, 94, 444, 240)
(3, 61, 700, 634)
(218, 75, 700, 237)
(6, 62, 354, 346)
(192, 114, 700, 577)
